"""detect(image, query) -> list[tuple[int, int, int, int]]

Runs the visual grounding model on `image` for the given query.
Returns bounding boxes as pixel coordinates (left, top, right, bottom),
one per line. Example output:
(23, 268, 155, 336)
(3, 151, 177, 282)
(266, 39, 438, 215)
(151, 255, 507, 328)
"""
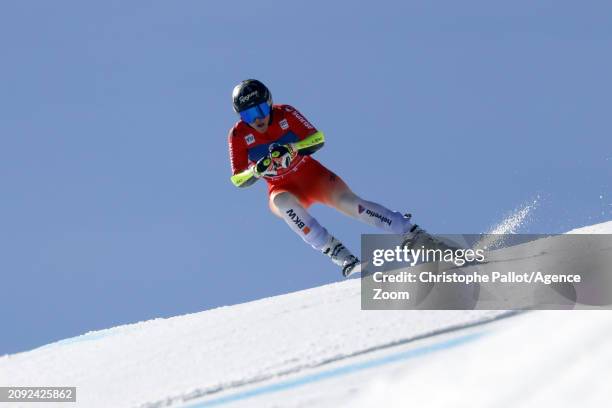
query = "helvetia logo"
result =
(286, 209, 310, 234)
(360, 206, 392, 226)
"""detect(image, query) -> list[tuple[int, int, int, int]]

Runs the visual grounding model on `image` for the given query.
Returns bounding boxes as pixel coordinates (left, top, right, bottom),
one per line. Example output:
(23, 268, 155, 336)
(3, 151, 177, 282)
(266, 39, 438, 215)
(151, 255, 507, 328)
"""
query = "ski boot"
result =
(401, 214, 460, 252)
(322, 236, 360, 277)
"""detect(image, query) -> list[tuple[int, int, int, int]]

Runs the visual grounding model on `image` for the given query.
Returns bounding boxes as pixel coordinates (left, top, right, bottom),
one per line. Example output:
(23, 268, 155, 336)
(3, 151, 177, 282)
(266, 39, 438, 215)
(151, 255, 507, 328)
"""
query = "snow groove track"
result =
(183, 332, 486, 408)
(142, 310, 522, 408)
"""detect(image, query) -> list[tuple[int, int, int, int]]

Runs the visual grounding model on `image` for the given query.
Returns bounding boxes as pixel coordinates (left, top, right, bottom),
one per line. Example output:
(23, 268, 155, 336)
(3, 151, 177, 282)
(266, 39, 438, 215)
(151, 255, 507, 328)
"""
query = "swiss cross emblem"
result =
(279, 119, 289, 130)
(245, 134, 255, 145)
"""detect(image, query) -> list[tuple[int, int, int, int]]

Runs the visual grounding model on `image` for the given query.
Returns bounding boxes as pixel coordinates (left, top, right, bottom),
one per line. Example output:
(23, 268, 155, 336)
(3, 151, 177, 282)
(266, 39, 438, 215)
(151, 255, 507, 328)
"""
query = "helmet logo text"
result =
(239, 91, 259, 104)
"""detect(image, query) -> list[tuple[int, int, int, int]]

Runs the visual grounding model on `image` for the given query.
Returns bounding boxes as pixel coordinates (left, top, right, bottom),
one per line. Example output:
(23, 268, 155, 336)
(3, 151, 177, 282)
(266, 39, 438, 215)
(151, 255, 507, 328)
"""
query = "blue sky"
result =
(1, 1, 611, 354)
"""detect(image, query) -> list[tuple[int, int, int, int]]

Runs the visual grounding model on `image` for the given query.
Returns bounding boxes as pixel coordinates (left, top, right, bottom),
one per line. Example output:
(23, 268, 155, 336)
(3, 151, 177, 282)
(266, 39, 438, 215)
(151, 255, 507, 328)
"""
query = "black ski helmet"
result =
(232, 79, 272, 113)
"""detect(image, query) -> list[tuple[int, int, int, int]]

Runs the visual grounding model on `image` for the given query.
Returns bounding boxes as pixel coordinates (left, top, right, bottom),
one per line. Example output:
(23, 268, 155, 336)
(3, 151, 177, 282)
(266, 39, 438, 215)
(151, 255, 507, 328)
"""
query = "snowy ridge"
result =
(1, 221, 611, 408)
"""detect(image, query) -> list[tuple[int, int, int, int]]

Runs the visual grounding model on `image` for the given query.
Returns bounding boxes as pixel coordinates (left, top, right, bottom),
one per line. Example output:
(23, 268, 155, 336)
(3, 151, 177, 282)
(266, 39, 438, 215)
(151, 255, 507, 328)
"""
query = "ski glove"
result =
(269, 143, 298, 169)
(252, 155, 278, 178)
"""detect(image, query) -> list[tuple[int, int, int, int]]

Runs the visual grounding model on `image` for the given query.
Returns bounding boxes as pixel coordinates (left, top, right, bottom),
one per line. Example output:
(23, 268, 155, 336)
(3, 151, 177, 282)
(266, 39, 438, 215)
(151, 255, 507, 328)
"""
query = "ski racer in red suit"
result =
(228, 79, 432, 277)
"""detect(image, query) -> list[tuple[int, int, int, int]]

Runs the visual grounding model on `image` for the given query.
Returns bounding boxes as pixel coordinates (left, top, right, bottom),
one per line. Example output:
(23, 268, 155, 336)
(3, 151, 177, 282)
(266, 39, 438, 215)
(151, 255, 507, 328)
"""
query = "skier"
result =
(228, 79, 436, 276)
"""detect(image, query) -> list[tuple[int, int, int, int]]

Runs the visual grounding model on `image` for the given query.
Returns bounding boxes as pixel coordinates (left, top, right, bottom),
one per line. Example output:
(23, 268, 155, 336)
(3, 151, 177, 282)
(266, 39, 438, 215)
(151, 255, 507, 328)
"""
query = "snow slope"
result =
(352, 310, 612, 408)
(0, 284, 510, 407)
(1, 221, 611, 407)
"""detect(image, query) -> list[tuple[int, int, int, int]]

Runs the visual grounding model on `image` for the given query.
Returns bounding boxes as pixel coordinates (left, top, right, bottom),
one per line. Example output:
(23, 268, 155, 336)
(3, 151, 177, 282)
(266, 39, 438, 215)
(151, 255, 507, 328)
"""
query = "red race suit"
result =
(228, 105, 348, 208)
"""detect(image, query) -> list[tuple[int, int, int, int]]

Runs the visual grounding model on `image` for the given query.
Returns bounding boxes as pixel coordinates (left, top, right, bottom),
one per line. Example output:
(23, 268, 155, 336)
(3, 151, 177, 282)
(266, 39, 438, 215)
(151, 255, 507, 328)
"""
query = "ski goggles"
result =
(239, 102, 271, 123)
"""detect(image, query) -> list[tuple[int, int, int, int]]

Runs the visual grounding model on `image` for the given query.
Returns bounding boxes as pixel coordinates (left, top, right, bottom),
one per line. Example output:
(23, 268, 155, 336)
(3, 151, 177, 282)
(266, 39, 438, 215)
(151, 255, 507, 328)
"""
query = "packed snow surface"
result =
(1, 221, 611, 407)
(352, 310, 612, 408)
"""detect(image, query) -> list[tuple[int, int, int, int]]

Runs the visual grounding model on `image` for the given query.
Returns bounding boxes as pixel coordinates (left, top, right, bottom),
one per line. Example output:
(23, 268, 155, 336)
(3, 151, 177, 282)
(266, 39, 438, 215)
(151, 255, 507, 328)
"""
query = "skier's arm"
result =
(283, 105, 325, 155)
(293, 130, 325, 155)
(231, 154, 281, 187)
(229, 132, 325, 187)
(268, 131, 325, 171)
(231, 167, 258, 188)
(229, 128, 258, 188)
